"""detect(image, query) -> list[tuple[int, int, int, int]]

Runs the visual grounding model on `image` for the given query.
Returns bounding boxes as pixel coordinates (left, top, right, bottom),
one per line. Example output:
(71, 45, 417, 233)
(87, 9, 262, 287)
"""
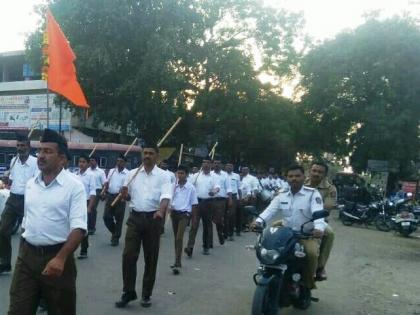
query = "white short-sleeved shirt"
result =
(256, 186, 326, 232)
(124, 165, 172, 212)
(226, 172, 240, 195)
(106, 168, 129, 194)
(241, 174, 259, 196)
(191, 172, 220, 200)
(211, 170, 232, 198)
(22, 169, 88, 246)
(75, 169, 96, 200)
(9, 155, 39, 195)
(88, 167, 106, 190)
(171, 181, 198, 213)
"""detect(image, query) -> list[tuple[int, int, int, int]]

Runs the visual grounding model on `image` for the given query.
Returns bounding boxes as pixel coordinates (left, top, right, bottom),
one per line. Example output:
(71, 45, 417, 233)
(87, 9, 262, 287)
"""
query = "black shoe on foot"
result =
(115, 291, 138, 308)
(228, 236, 234, 241)
(202, 248, 210, 255)
(219, 237, 225, 245)
(236, 232, 241, 237)
(141, 296, 152, 308)
(88, 228, 96, 235)
(77, 252, 88, 259)
(184, 247, 192, 258)
(0, 264, 11, 274)
(110, 238, 119, 246)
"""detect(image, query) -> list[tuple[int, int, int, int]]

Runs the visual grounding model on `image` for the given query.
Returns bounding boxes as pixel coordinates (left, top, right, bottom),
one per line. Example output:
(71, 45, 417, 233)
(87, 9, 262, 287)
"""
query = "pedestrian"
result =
(75, 155, 97, 259)
(87, 156, 106, 235)
(115, 144, 172, 308)
(211, 160, 232, 245)
(225, 163, 241, 241)
(170, 165, 198, 274)
(0, 133, 38, 274)
(102, 154, 129, 246)
(8, 129, 87, 314)
(251, 164, 326, 290)
(306, 161, 336, 281)
(184, 159, 219, 256)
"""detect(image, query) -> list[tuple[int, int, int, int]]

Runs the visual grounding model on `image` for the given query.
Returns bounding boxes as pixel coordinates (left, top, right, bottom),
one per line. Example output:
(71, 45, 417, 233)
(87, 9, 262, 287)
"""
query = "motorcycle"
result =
(339, 199, 392, 232)
(391, 204, 418, 237)
(245, 205, 329, 315)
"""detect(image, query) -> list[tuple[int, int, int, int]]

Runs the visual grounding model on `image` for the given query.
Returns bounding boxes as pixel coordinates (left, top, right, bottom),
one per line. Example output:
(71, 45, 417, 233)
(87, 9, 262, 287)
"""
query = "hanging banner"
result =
(0, 94, 71, 131)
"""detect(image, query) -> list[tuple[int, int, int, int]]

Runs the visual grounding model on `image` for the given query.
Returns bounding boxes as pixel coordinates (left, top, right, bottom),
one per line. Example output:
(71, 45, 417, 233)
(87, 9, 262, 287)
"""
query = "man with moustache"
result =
(306, 161, 336, 281)
(0, 134, 38, 274)
(115, 144, 172, 308)
(252, 165, 326, 290)
(8, 129, 87, 314)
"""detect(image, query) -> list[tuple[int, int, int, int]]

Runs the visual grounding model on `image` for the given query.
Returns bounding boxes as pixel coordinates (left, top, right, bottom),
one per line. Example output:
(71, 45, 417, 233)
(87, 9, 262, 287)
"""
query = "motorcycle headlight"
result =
(259, 247, 281, 264)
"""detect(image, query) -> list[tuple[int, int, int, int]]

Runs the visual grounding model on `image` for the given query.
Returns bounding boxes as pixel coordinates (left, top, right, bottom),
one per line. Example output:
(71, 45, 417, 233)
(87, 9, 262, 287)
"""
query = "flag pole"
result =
(46, 88, 50, 129)
(59, 99, 63, 134)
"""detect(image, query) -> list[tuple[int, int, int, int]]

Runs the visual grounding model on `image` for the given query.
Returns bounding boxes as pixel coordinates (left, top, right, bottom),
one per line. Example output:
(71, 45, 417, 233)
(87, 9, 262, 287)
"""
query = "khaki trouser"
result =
(187, 199, 212, 250)
(171, 211, 190, 266)
(103, 193, 126, 240)
(318, 225, 334, 269)
(299, 238, 321, 290)
(0, 193, 24, 266)
(122, 212, 161, 298)
(9, 240, 76, 315)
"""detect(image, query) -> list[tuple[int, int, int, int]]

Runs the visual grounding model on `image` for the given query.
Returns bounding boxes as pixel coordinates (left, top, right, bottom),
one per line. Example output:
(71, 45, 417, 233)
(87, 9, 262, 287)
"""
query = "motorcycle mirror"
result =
(311, 210, 329, 221)
(244, 205, 259, 217)
(407, 192, 413, 198)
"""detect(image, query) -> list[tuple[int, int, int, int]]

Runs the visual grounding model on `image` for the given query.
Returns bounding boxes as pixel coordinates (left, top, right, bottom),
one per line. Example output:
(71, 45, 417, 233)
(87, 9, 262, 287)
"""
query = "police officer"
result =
(0, 134, 38, 274)
(252, 165, 326, 290)
(115, 144, 172, 308)
(306, 161, 336, 281)
(8, 129, 87, 314)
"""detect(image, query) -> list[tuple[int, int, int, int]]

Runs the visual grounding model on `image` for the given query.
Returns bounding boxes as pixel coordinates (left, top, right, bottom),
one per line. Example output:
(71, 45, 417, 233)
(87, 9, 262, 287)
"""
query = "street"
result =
(1, 206, 420, 315)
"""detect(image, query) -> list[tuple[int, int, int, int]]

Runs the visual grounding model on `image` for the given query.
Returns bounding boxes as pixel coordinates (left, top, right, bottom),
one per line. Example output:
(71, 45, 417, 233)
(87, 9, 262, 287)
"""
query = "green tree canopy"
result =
(299, 17, 420, 177)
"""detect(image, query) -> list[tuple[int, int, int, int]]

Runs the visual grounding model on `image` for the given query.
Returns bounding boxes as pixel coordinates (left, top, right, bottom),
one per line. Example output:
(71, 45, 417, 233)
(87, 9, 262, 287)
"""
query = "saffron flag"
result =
(42, 10, 89, 108)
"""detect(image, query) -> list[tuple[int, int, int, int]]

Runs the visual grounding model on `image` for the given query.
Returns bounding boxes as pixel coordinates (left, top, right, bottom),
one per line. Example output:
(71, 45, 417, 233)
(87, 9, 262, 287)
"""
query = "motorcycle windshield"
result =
(260, 226, 296, 257)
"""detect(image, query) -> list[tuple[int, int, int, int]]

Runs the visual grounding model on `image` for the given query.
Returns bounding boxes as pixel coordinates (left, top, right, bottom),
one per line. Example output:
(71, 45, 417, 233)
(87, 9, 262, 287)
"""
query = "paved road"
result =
(1, 206, 420, 315)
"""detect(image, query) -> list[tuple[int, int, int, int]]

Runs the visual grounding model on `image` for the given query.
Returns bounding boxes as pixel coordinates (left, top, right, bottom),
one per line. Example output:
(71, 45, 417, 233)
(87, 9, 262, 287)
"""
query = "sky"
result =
(1, 0, 420, 53)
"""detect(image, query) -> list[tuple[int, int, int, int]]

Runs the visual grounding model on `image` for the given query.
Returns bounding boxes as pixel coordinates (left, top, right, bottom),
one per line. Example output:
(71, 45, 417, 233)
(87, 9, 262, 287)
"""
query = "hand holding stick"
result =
(111, 165, 142, 207)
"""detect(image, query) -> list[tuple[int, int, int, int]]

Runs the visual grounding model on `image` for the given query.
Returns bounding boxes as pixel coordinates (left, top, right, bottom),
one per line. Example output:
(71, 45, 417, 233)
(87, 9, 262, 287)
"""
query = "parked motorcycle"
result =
(246, 205, 329, 315)
(339, 199, 392, 232)
(391, 204, 418, 237)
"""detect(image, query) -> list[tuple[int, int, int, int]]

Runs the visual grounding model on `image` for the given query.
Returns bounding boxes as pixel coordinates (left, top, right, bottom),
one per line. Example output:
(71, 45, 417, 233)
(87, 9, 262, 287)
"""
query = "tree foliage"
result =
(299, 17, 420, 177)
(26, 0, 305, 169)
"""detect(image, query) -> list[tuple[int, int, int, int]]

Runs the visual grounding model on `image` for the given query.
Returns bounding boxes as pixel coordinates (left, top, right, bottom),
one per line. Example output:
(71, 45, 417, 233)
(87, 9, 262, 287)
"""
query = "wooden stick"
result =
(193, 167, 203, 186)
(177, 143, 184, 167)
(208, 141, 218, 159)
(100, 168, 116, 195)
(124, 137, 138, 157)
(157, 117, 182, 147)
(28, 120, 40, 138)
(88, 144, 98, 158)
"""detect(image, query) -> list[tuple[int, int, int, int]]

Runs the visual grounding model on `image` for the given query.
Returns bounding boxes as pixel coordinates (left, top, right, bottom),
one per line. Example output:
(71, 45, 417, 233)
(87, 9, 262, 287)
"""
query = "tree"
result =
(299, 17, 420, 178)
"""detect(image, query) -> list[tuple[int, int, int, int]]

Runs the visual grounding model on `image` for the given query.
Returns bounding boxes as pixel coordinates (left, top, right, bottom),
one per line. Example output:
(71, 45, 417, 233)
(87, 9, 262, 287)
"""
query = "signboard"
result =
(369, 171, 389, 196)
(0, 94, 71, 131)
(367, 160, 388, 172)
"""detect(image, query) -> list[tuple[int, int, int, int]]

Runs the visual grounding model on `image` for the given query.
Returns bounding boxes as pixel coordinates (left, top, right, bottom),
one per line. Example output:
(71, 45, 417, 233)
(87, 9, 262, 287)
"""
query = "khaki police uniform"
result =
(305, 178, 336, 270)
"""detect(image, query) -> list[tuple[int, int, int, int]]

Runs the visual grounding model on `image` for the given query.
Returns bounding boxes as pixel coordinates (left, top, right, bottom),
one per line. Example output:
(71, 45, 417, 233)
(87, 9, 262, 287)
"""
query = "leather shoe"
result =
(0, 264, 11, 274)
(115, 291, 137, 308)
(315, 268, 327, 281)
(141, 296, 152, 308)
(184, 247, 192, 258)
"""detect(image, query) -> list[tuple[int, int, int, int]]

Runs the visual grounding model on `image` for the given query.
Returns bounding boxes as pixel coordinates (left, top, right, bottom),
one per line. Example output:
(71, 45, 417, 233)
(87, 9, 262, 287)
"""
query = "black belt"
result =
(214, 197, 227, 201)
(172, 210, 190, 216)
(22, 238, 64, 256)
(10, 193, 24, 199)
(131, 210, 157, 218)
(198, 198, 212, 202)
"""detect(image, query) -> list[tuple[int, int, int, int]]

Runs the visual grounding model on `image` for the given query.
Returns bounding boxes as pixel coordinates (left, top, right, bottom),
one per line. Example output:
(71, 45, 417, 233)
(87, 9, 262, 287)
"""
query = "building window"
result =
(99, 157, 107, 169)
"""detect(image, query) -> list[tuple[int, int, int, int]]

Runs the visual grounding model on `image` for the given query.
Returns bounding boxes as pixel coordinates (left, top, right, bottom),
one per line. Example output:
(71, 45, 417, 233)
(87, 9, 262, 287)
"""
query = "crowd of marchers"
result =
(0, 129, 337, 314)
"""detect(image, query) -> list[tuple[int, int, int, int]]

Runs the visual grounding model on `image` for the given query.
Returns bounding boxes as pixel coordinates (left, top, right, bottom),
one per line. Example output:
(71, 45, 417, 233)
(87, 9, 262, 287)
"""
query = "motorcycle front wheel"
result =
(252, 285, 277, 315)
(292, 286, 311, 310)
(374, 216, 392, 232)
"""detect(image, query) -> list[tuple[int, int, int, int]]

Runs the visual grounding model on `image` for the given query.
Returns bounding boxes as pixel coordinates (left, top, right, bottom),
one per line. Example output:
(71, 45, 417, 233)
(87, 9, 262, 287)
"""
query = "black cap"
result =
(40, 129, 68, 154)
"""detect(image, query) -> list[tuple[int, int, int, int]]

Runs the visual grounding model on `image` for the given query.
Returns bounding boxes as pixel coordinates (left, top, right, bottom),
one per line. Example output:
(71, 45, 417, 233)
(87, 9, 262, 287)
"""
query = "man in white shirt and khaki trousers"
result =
(8, 129, 87, 315)
(170, 165, 198, 273)
(0, 134, 38, 274)
(115, 144, 172, 309)
(102, 154, 129, 246)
